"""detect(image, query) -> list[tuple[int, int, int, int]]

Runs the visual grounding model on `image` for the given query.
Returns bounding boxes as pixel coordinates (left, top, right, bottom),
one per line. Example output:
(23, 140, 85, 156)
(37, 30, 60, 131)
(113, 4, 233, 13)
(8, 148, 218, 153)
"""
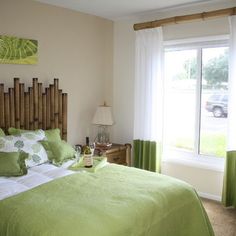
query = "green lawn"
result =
(173, 133, 226, 158)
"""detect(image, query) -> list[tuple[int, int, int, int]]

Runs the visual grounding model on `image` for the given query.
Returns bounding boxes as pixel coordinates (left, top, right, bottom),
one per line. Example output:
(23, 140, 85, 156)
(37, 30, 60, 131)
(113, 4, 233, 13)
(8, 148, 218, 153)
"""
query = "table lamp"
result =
(92, 102, 114, 146)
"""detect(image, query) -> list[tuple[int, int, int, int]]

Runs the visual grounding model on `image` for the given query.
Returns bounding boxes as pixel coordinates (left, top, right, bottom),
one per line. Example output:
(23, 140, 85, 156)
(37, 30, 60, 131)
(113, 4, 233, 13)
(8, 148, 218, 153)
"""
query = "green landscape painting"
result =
(0, 35, 38, 65)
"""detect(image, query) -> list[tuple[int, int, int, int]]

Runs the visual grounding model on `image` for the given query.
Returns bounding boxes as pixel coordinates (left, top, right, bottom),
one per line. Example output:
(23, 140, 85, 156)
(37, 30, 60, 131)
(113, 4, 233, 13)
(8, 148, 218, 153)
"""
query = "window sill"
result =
(162, 150, 225, 172)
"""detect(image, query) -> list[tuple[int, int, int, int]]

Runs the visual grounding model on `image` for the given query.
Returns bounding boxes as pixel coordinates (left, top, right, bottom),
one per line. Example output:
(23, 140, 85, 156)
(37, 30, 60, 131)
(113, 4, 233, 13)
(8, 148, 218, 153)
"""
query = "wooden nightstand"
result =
(95, 143, 131, 166)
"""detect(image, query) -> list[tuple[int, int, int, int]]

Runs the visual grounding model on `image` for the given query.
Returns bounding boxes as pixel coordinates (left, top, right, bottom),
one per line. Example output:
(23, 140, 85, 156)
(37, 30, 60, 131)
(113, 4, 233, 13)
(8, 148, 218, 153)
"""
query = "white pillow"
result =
(17, 129, 46, 142)
(0, 133, 48, 168)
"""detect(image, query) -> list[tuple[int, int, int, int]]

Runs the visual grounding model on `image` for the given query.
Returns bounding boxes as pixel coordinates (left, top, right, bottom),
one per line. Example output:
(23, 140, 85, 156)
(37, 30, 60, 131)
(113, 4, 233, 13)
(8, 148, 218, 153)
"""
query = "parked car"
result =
(205, 94, 228, 118)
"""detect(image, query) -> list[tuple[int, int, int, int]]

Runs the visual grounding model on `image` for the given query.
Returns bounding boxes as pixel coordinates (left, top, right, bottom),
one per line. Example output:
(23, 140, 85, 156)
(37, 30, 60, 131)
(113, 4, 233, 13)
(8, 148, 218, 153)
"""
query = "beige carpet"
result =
(201, 198, 236, 236)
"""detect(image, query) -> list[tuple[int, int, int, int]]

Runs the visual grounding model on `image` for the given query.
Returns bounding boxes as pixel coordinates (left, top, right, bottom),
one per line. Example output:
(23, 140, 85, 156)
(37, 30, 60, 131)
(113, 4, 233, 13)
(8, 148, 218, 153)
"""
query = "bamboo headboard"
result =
(0, 78, 67, 140)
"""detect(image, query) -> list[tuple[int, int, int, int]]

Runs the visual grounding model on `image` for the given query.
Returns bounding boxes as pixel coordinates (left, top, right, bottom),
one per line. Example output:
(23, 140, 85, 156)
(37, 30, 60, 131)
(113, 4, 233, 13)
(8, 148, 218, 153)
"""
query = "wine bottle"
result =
(86, 137, 89, 146)
(83, 137, 93, 168)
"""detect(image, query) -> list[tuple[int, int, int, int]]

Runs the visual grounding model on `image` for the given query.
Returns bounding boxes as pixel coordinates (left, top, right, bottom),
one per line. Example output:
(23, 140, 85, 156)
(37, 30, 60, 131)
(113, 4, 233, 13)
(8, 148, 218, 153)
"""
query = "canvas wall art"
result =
(0, 35, 38, 65)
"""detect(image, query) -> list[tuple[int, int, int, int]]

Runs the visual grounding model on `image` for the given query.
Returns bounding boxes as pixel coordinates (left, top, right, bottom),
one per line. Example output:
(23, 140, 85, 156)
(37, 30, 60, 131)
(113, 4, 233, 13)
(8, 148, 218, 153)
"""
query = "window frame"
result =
(162, 35, 229, 171)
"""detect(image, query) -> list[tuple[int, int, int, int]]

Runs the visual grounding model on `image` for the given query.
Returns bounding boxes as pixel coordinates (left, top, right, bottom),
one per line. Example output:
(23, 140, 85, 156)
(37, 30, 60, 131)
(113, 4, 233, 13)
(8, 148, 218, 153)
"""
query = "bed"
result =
(0, 78, 214, 236)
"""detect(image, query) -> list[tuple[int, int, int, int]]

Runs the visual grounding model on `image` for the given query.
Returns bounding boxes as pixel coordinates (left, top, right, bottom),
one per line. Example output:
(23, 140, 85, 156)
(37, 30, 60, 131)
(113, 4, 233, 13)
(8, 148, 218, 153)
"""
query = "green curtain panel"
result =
(133, 139, 161, 173)
(222, 151, 236, 207)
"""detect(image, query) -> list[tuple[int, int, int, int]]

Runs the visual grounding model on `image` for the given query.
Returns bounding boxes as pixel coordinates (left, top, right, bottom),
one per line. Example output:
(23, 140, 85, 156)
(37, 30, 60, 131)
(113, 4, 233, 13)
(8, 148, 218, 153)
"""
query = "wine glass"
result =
(89, 143, 95, 156)
(74, 145, 81, 162)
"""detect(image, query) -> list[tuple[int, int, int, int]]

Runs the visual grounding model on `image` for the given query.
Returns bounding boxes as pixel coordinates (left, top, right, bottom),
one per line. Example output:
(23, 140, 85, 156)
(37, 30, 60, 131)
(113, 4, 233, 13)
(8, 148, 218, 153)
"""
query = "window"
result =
(163, 41, 229, 162)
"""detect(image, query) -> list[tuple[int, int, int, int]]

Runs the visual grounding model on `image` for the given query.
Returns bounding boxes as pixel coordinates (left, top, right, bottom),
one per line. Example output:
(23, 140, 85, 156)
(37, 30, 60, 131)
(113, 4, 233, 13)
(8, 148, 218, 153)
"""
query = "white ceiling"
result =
(34, 0, 218, 20)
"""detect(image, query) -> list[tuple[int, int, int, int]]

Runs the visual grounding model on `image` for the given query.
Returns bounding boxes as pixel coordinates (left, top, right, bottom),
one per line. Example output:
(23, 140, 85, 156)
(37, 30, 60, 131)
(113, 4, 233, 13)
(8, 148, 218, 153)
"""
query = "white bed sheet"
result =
(0, 160, 77, 201)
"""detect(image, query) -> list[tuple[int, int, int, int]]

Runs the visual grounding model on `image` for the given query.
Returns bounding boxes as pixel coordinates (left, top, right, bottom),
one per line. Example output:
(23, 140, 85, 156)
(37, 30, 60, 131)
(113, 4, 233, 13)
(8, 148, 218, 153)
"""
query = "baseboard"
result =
(197, 191, 221, 202)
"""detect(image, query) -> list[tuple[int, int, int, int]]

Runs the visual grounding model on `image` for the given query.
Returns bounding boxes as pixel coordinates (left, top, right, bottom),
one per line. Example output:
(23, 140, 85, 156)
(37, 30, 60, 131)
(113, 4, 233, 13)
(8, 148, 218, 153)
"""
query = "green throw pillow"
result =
(0, 128, 5, 137)
(8, 127, 23, 135)
(44, 129, 61, 142)
(8, 128, 61, 142)
(40, 140, 75, 165)
(0, 151, 28, 176)
(39, 140, 54, 161)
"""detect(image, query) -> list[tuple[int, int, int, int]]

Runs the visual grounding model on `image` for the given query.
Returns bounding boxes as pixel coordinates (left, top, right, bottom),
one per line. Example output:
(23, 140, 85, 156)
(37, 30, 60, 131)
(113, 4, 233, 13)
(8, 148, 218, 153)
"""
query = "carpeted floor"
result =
(201, 198, 236, 236)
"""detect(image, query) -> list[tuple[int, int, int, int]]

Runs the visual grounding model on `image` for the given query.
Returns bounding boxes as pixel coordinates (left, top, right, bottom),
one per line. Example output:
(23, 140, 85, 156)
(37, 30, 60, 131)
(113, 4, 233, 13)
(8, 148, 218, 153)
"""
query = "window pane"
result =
(200, 47, 229, 158)
(164, 50, 197, 152)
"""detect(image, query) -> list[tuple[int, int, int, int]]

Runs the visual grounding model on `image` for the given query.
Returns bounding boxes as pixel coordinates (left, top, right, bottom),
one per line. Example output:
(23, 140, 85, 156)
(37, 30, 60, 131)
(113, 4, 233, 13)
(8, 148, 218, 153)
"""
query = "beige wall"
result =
(113, 0, 236, 199)
(0, 0, 113, 145)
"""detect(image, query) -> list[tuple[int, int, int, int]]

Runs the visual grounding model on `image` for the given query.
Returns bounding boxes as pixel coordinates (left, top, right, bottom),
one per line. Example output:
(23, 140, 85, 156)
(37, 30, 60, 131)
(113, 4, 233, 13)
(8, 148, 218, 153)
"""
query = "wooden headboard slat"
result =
(42, 93, 47, 130)
(19, 84, 25, 129)
(4, 93, 10, 129)
(45, 88, 50, 130)
(50, 84, 55, 129)
(58, 90, 63, 134)
(38, 83, 43, 129)
(29, 87, 34, 130)
(54, 79, 59, 128)
(0, 84, 4, 128)
(33, 78, 39, 130)
(62, 93, 67, 141)
(14, 78, 20, 129)
(0, 78, 67, 140)
(9, 88, 15, 128)
(24, 92, 29, 130)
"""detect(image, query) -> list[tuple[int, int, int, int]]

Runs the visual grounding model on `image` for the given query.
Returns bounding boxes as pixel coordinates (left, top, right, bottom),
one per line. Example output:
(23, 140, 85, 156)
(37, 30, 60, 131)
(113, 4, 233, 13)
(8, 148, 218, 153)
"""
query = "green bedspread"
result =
(0, 164, 214, 236)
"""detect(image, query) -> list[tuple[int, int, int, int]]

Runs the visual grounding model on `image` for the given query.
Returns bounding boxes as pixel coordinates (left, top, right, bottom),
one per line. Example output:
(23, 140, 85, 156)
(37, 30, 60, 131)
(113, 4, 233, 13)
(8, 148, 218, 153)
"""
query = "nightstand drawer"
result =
(94, 143, 131, 166)
(106, 149, 126, 165)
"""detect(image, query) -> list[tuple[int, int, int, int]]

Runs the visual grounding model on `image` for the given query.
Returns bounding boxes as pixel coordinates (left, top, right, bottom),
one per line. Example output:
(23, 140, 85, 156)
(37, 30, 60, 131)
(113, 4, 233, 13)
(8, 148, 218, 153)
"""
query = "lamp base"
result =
(97, 126, 110, 144)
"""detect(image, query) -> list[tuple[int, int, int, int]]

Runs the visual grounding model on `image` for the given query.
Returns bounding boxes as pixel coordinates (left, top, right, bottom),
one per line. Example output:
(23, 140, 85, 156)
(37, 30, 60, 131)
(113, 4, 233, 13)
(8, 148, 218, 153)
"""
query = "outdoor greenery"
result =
(203, 49, 229, 89)
(173, 133, 226, 158)
(176, 49, 229, 89)
(183, 58, 197, 80)
(175, 57, 197, 81)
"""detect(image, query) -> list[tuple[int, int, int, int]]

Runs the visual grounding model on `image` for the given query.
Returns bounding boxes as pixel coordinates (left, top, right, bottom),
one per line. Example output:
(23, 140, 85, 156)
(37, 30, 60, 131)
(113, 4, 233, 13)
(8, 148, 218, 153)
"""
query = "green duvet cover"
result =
(0, 164, 214, 236)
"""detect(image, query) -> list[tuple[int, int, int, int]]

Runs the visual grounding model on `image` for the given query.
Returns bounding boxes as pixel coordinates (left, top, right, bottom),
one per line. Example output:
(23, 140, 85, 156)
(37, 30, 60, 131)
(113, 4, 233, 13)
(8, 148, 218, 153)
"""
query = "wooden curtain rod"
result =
(133, 7, 236, 31)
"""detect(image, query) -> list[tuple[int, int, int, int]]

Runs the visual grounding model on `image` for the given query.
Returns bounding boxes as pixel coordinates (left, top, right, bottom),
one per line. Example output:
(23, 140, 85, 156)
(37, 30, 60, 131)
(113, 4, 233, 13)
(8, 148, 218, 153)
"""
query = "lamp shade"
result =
(92, 105, 114, 126)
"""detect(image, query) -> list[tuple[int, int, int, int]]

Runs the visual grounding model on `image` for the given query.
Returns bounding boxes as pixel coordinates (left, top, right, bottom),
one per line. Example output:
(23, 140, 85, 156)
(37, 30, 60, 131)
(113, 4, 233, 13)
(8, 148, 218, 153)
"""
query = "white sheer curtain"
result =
(133, 27, 164, 142)
(133, 27, 164, 172)
(227, 15, 236, 151)
(222, 15, 236, 207)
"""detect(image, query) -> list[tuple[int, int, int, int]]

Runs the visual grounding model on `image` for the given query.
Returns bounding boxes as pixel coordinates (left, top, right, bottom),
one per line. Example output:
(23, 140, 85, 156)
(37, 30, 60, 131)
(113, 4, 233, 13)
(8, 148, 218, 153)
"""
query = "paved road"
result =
(165, 92, 227, 137)
(201, 110, 227, 133)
